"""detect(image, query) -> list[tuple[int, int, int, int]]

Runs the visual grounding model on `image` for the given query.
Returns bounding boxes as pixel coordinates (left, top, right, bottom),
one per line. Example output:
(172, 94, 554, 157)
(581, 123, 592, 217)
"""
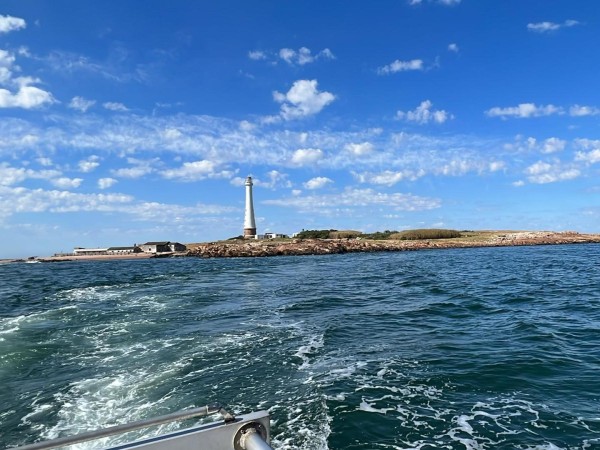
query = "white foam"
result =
(294, 334, 324, 370)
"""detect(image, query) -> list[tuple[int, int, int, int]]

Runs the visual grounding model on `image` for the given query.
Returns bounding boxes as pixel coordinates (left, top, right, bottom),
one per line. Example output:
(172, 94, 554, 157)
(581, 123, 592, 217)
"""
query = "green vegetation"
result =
(390, 229, 462, 240)
(361, 230, 398, 240)
(295, 228, 462, 240)
(295, 229, 336, 239)
(329, 230, 362, 239)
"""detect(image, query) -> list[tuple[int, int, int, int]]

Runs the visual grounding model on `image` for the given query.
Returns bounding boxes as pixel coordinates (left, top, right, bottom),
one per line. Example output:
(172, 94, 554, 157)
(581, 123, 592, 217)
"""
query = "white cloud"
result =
(575, 150, 600, 165)
(291, 148, 323, 166)
(377, 59, 424, 75)
(78, 155, 100, 172)
(111, 158, 158, 179)
(525, 160, 580, 184)
(250, 47, 335, 66)
(163, 128, 182, 140)
(0, 84, 55, 109)
(161, 160, 233, 181)
(103, 102, 129, 111)
(274, 47, 335, 65)
(396, 100, 452, 124)
(264, 187, 441, 213)
(448, 43, 459, 52)
(345, 142, 375, 156)
(0, 14, 26, 34)
(353, 169, 425, 186)
(273, 79, 335, 120)
(485, 103, 563, 119)
(98, 177, 118, 189)
(489, 161, 505, 172)
(248, 50, 267, 60)
(541, 137, 566, 154)
(303, 177, 333, 190)
(527, 19, 579, 33)
(51, 177, 83, 189)
(570, 105, 600, 117)
(0, 49, 55, 109)
(0, 163, 61, 186)
(69, 96, 96, 112)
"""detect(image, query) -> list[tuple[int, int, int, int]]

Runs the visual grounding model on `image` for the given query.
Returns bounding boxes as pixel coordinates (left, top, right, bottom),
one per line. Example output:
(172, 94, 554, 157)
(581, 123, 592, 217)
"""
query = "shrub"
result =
(361, 230, 398, 240)
(296, 229, 335, 239)
(329, 230, 363, 239)
(390, 229, 462, 240)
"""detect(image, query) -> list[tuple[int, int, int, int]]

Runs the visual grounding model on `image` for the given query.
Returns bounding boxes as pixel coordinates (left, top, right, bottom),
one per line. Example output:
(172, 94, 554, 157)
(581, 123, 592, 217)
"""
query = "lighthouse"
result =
(243, 176, 257, 237)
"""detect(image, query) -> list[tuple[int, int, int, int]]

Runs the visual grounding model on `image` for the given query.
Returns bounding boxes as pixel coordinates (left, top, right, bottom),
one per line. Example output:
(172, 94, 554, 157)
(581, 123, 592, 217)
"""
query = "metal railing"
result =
(14, 404, 236, 450)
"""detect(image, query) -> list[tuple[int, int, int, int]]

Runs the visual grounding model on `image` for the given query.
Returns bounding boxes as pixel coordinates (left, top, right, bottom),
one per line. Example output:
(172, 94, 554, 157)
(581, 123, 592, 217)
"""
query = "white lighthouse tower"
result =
(243, 176, 257, 237)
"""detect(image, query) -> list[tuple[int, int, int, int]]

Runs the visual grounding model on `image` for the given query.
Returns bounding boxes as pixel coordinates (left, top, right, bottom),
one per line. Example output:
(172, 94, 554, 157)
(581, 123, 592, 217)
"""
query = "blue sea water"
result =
(1, 244, 600, 449)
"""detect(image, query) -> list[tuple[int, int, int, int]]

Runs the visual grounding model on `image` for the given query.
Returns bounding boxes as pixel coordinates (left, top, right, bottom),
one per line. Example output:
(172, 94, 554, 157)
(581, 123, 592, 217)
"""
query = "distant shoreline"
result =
(186, 230, 600, 258)
(4, 231, 600, 264)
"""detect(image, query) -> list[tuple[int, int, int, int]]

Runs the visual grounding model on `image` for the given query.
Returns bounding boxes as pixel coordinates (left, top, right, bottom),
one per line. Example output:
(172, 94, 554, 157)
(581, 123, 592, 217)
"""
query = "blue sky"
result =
(1, 0, 600, 258)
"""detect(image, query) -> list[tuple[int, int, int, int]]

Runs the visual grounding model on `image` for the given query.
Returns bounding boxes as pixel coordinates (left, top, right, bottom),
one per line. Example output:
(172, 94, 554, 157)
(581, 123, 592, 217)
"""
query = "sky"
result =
(1, 0, 600, 258)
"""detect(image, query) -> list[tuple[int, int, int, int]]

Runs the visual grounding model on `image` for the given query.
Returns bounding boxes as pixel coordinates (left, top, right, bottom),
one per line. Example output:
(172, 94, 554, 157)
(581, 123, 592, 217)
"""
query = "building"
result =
(264, 233, 288, 239)
(107, 246, 142, 254)
(139, 242, 186, 253)
(73, 247, 109, 256)
(244, 176, 257, 238)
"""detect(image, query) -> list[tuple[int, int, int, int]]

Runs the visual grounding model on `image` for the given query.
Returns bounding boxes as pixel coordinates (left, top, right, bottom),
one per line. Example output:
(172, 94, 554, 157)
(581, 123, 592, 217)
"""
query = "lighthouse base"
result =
(244, 228, 257, 238)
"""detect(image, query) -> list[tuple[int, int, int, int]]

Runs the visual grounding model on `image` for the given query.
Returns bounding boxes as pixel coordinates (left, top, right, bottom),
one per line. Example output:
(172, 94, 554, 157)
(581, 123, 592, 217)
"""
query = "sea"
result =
(1, 244, 600, 450)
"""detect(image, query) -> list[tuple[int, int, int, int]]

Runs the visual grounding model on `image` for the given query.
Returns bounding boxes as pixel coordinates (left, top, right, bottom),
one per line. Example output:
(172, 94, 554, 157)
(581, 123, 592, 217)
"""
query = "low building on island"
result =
(70, 241, 186, 256)
(139, 242, 186, 253)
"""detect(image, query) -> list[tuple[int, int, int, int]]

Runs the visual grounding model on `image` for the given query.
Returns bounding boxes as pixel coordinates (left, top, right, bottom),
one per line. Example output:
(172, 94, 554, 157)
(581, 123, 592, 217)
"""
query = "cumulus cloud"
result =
(448, 43, 459, 52)
(345, 142, 375, 156)
(273, 79, 335, 120)
(353, 169, 425, 186)
(291, 148, 323, 166)
(303, 177, 333, 190)
(377, 59, 424, 75)
(0, 14, 26, 34)
(103, 102, 129, 111)
(278, 47, 335, 65)
(161, 160, 234, 181)
(0, 48, 55, 109)
(248, 50, 267, 60)
(111, 158, 158, 179)
(485, 103, 563, 119)
(525, 160, 580, 184)
(250, 47, 335, 65)
(527, 19, 579, 33)
(98, 177, 118, 189)
(78, 155, 100, 172)
(264, 187, 441, 213)
(574, 141, 600, 165)
(489, 161, 506, 172)
(541, 137, 566, 154)
(51, 177, 84, 189)
(0, 163, 61, 186)
(0, 82, 55, 109)
(396, 100, 453, 124)
(570, 105, 600, 117)
(69, 96, 96, 112)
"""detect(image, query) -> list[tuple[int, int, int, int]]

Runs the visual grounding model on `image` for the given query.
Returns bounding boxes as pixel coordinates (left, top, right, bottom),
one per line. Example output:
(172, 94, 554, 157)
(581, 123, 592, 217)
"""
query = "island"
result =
(185, 230, 600, 258)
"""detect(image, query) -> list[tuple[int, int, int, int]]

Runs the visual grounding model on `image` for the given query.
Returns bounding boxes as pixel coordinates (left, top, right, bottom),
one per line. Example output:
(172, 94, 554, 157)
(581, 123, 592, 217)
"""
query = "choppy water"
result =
(1, 244, 600, 449)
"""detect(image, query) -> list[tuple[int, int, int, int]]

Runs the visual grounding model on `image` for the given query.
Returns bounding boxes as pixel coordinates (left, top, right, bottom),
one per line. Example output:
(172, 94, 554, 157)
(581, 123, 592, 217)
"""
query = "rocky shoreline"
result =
(186, 231, 600, 258)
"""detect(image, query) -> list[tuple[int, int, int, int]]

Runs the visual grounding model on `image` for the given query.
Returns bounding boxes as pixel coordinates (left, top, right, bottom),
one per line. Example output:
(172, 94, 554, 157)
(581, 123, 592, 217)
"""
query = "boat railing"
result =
(11, 404, 273, 450)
